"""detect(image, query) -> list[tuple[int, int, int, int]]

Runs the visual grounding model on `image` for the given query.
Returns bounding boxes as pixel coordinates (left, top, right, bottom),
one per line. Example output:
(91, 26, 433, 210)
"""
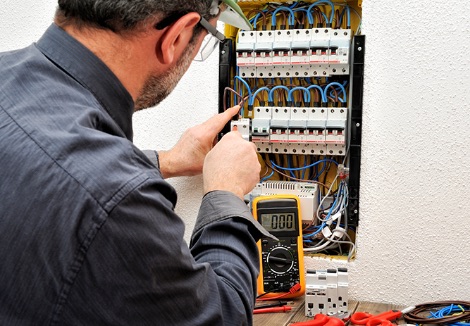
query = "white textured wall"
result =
(2, 0, 469, 306)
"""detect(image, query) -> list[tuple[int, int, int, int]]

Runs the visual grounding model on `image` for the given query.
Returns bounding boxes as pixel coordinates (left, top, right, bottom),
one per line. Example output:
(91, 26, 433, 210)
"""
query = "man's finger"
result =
(202, 105, 240, 133)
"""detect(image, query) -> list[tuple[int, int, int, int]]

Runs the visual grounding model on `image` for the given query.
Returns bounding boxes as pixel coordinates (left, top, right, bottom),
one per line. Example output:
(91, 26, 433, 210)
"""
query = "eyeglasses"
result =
(155, 11, 226, 62)
(194, 17, 225, 62)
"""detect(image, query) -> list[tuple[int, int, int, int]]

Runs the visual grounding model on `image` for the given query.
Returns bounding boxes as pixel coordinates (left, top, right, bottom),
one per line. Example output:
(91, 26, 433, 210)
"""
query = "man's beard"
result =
(134, 42, 195, 111)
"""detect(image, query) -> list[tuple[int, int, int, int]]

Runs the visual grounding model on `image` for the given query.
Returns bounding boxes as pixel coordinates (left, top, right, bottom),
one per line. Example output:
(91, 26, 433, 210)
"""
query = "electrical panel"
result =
(219, 0, 364, 261)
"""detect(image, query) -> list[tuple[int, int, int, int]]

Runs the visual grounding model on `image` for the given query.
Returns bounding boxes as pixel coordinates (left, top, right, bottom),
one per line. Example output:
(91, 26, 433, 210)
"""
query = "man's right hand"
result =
(203, 131, 261, 200)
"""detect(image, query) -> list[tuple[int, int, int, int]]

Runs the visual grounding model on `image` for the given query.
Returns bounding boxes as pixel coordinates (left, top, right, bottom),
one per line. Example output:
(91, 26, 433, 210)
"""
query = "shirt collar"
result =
(36, 24, 135, 141)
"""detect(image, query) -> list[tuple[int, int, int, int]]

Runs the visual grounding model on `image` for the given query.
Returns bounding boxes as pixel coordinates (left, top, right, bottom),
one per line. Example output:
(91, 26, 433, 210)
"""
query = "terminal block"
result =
(250, 181, 319, 224)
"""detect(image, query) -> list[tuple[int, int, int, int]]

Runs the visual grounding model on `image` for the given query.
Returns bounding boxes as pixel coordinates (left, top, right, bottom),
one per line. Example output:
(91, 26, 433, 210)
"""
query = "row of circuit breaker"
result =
(305, 268, 349, 317)
(233, 106, 348, 156)
(236, 28, 351, 78)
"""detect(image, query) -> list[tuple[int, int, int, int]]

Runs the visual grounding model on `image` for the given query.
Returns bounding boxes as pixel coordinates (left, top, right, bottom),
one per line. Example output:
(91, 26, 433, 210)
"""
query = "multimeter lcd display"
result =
(260, 213, 296, 232)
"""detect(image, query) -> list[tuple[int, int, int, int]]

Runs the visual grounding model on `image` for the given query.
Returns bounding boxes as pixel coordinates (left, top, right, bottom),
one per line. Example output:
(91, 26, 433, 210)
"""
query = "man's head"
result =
(54, 1, 250, 111)
(55, 0, 214, 38)
(55, 0, 218, 110)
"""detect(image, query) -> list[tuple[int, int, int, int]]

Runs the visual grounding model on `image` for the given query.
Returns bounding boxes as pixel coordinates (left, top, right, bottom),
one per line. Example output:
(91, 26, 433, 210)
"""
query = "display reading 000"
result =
(261, 213, 296, 231)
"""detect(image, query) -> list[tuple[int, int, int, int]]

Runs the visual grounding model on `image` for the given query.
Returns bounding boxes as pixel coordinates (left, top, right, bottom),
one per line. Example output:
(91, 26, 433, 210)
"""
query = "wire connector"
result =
(338, 164, 349, 180)
(289, 283, 302, 294)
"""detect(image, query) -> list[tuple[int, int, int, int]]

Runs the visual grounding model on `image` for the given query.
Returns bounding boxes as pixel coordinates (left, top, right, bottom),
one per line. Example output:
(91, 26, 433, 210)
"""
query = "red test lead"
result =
(253, 306, 292, 314)
(291, 313, 345, 326)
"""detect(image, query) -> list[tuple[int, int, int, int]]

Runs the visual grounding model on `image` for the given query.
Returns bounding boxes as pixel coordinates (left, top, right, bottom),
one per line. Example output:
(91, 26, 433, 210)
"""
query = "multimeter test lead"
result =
(254, 301, 289, 310)
(253, 306, 292, 314)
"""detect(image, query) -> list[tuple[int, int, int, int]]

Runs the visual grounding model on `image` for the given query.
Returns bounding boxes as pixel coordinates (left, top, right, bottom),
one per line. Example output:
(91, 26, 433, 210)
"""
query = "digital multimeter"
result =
(253, 195, 305, 298)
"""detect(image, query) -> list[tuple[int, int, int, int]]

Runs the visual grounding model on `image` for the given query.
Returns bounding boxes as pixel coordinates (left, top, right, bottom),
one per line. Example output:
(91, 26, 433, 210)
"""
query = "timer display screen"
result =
(260, 213, 296, 231)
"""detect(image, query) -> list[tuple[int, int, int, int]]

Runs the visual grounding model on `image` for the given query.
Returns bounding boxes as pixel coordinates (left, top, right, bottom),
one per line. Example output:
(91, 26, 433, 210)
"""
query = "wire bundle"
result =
(247, 1, 353, 30)
(403, 301, 470, 325)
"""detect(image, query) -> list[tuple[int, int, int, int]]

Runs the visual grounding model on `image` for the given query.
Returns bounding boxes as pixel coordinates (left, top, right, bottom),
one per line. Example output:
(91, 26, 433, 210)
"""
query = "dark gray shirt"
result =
(0, 24, 269, 325)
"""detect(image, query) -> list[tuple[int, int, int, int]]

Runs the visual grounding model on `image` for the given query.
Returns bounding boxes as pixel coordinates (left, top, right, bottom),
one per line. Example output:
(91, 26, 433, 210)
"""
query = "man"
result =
(0, 0, 270, 325)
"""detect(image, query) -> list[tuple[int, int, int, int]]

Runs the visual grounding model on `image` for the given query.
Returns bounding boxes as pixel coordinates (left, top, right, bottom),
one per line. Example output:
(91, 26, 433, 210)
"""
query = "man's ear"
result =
(157, 12, 201, 65)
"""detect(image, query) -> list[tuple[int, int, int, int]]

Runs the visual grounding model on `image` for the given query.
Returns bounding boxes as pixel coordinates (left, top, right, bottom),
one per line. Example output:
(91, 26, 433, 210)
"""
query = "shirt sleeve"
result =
(141, 149, 159, 169)
(58, 177, 270, 326)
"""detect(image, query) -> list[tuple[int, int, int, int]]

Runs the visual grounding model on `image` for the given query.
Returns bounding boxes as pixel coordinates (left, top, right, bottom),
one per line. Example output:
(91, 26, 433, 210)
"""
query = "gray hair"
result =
(56, 0, 215, 33)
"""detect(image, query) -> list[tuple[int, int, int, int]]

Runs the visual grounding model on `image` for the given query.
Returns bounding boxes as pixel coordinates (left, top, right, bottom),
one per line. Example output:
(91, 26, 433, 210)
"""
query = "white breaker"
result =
(249, 181, 319, 224)
(236, 28, 351, 78)
(305, 268, 349, 317)
(251, 106, 347, 156)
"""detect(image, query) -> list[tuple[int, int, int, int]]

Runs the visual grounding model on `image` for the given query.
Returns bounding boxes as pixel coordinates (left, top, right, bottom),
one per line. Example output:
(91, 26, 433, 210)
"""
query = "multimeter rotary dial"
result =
(266, 246, 294, 274)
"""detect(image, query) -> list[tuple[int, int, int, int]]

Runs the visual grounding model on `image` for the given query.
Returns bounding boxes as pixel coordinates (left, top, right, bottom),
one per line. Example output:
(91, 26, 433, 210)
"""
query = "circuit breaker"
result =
(219, 0, 364, 261)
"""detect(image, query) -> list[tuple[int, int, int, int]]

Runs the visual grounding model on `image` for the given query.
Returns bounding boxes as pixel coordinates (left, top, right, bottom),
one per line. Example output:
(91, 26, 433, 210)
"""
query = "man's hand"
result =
(158, 106, 240, 179)
(203, 131, 261, 200)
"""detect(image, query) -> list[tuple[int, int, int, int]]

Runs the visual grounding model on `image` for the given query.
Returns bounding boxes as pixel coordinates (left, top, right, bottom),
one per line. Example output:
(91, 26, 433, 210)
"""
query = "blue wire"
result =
(270, 159, 338, 172)
(301, 158, 308, 179)
(271, 7, 295, 27)
(234, 76, 252, 98)
(289, 2, 299, 9)
(346, 6, 351, 27)
(293, 8, 314, 25)
(288, 87, 311, 103)
(252, 13, 262, 28)
(325, 82, 347, 103)
(429, 305, 470, 326)
(234, 67, 239, 108)
(261, 170, 275, 182)
(268, 85, 290, 103)
(308, 1, 335, 25)
(312, 159, 329, 181)
(249, 87, 270, 106)
(303, 187, 342, 238)
(306, 84, 327, 103)
(288, 156, 296, 178)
